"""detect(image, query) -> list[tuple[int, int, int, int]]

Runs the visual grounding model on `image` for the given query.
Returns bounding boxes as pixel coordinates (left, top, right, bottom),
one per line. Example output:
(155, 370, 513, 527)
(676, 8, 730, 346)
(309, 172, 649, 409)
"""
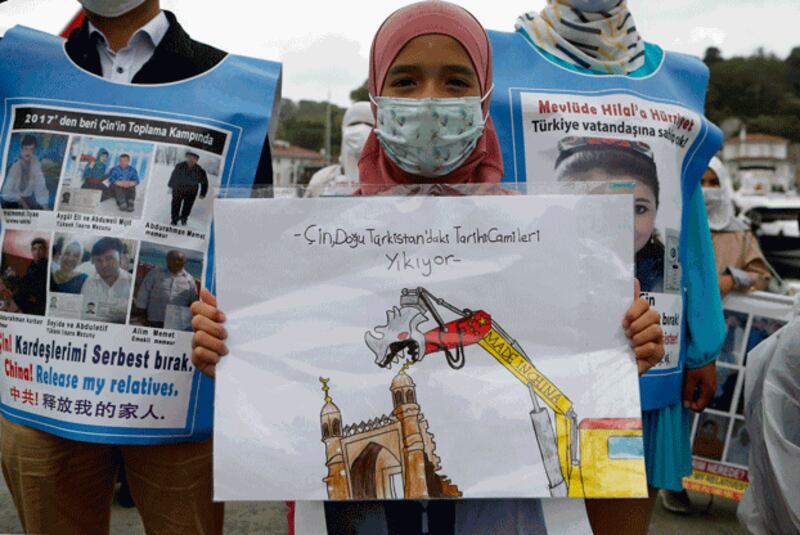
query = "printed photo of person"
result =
(692, 413, 729, 461)
(719, 310, 749, 364)
(144, 146, 220, 232)
(131, 242, 202, 331)
(50, 237, 88, 294)
(744, 316, 786, 366)
(169, 151, 209, 226)
(709, 365, 739, 413)
(59, 136, 154, 218)
(0, 278, 21, 314)
(48, 234, 137, 324)
(725, 419, 751, 467)
(0, 230, 51, 317)
(108, 153, 140, 212)
(81, 238, 136, 324)
(555, 137, 665, 292)
(1, 132, 68, 211)
(81, 147, 111, 198)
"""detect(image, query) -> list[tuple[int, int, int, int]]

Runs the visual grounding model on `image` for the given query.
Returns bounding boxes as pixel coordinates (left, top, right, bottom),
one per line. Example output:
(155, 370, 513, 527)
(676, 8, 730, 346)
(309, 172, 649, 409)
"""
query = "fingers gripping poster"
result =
(213, 194, 648, 501)
(509, 92, 705, 375)
(0, 104, 230, 443)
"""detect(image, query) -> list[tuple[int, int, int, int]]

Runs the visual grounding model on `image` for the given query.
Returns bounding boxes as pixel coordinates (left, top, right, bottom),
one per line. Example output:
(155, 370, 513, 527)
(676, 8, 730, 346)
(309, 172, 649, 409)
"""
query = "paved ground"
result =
(650, 491, 747, 535)
(0, 481, 746, 535)
(0, 479, 289, 534)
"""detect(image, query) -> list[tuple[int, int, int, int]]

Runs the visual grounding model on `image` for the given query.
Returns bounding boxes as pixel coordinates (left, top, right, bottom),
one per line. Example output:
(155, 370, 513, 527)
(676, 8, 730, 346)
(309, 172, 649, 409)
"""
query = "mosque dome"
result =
(391, 371, 416, 391)
(321, 400, 341, 417)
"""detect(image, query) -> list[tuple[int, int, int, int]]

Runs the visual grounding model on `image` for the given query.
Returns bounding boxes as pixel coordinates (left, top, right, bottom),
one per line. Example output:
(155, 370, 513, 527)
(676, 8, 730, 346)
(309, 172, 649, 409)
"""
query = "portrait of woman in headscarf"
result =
(50, 238, 88, 294)
(555, 136, 665, 293)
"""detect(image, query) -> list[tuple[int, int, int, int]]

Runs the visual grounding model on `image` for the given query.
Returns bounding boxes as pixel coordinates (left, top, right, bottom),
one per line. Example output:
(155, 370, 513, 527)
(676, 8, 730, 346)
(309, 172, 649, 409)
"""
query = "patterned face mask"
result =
(371, 91, 490, 178)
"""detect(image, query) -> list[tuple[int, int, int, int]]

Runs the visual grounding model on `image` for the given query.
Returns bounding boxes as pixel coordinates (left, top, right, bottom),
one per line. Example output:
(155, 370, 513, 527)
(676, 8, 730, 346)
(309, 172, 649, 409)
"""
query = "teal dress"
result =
(50, 272, 88, 294)
(528, 37, 724, 491)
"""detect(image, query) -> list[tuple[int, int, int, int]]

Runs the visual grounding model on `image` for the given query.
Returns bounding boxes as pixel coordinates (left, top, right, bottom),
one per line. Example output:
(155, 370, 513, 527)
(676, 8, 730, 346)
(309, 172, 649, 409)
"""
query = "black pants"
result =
(171, 185, 199, 224)
(113, 185, 136, 209)
(1, 196, 43, 210)
(324, 501, 456, 535)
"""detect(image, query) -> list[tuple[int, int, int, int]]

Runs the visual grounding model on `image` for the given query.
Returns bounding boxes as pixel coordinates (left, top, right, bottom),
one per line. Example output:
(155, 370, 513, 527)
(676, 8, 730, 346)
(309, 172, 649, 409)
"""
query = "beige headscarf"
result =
(52, 240, 84, 285)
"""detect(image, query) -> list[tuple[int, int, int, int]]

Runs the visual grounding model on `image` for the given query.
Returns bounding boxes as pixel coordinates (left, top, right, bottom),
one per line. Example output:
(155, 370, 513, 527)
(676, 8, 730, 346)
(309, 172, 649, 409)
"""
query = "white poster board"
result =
(213, 194, 647, 501)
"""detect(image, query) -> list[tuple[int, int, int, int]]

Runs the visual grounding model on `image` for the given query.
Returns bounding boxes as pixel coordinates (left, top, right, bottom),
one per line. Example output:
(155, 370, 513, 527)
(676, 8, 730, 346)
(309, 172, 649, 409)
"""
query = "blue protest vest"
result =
(0, 26, 281, 443)
(488, 30, 723, 410)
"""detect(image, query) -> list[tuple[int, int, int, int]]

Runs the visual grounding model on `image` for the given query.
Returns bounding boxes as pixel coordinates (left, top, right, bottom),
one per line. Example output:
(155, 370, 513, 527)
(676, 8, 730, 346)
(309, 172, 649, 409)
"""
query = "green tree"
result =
(350, 80, 369, 102)
(703, 47, 723, 66)
(787, 46, 800, 94)
(275, 98, 346, 156)
(706, 52, 791, 130)
(746, 114, 800, 141)
(704, 45, 800, 142)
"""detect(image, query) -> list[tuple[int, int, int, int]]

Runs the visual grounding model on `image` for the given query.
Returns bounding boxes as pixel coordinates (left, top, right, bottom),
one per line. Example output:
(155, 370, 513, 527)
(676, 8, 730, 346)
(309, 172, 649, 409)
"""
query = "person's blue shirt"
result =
(108, 164, 140, 184)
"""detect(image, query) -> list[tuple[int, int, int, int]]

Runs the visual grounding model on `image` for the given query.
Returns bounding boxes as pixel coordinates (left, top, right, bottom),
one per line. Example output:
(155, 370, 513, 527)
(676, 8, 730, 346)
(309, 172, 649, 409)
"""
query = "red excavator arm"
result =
(423, 310, 492, 356)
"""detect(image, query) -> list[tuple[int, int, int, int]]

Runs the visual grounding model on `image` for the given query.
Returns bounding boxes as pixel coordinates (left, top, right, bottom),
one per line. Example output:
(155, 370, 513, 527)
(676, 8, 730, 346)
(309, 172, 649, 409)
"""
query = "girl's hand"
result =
(718, 274, 735, 298)
(191, 289, 228, 378)
(683, 361, 716, 412)
(624, 279, 665, 376)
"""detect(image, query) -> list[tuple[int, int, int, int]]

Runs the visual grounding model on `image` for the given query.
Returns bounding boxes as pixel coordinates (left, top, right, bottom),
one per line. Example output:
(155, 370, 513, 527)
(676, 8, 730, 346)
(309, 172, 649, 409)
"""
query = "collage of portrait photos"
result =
(0, 230, 201, 332)
(0, 106, 227, 333)
(690, 309, 786, 468)
(55, 135, 221, 230)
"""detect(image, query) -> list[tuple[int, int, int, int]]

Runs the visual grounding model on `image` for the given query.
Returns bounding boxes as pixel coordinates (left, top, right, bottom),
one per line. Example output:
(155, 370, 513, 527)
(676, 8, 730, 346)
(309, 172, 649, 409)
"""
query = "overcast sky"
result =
(1, 0, 797, 106)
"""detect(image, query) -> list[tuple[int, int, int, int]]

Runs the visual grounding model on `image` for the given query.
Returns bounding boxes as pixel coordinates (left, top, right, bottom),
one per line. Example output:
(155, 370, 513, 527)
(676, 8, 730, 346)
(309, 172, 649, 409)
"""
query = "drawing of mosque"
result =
(319, 371, 461, 500)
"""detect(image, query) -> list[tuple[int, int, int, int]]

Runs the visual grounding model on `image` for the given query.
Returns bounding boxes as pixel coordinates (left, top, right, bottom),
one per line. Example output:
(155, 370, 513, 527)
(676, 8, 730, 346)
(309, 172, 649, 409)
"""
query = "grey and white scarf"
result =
(515, 0, 645, 75)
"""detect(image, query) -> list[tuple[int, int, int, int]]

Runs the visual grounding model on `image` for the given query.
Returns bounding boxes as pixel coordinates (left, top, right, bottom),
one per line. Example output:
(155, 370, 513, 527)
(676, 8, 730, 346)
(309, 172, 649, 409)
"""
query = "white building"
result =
(724, 132, 796, 194)
(271, 140, 327, 189)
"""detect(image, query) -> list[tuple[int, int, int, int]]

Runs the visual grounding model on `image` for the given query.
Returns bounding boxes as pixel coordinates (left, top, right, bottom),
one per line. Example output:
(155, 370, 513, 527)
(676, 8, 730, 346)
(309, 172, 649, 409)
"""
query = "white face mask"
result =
(703, 186, 734, 231)
(342, 124, 372, 155)
(565, 0, 621, 12)
(78, 0, 147, 18)
(340, 124, 373, 181)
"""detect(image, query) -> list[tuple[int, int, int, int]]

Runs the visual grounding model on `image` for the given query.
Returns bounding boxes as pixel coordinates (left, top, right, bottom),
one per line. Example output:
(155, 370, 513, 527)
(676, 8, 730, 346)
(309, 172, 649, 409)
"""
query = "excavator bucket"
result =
(364, 306, 429, 369)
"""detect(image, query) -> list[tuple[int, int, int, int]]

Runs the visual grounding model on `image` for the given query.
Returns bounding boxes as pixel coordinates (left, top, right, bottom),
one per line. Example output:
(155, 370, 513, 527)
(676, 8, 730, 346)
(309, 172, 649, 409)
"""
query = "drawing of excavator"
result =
(365, 287, 647, 498)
